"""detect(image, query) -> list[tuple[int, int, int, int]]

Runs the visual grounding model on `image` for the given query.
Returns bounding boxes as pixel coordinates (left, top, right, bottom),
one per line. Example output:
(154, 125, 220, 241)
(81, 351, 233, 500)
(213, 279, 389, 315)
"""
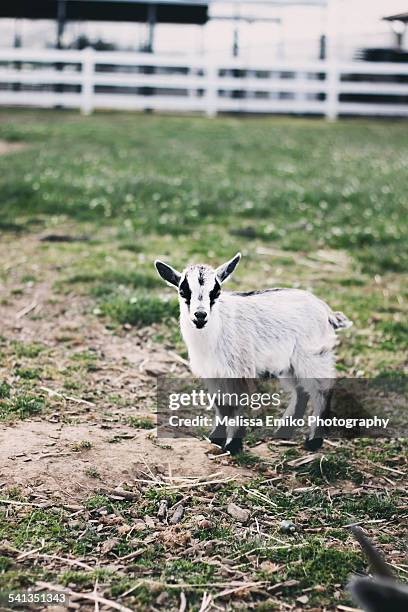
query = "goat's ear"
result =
(154, 260, 181, 288)
(216, 252, 241, 283)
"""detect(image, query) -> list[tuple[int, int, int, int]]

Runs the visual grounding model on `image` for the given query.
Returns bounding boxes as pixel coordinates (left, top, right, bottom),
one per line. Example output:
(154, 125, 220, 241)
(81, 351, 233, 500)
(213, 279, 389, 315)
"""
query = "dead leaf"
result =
(144, 515, 156, 529)
(133, 519, 146, 532)
(100, 538, 119, 554)
(169, 505, 184, 525)
(159, 526, 192, 547)
(157, 499, 168, 520)
(227, 502, 250, 523)
(259, 561, 281, 574)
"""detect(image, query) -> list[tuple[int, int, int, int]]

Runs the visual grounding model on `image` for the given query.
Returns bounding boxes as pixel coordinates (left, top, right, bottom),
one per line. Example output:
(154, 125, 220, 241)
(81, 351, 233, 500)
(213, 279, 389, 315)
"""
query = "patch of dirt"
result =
(0, 421, 241, 502)
(0, 140, 27, 155)
(0, 232, 249, 501)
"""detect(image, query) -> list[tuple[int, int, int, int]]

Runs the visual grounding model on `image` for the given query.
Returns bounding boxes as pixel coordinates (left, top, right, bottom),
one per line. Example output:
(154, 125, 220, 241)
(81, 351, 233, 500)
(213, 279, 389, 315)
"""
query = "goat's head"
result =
(154, 253, 241, 329)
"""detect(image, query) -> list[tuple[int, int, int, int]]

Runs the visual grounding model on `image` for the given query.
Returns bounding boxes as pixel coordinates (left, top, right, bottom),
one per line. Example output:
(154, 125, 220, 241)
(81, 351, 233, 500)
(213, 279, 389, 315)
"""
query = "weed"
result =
(0, 393, 45, 421)
(84, 467, 101, 479)
(128, 416, 155, 429)
(0, 382, 11, 399)
(72, 440, 93, 452)
(11, 342, 44, 358)
(15, 367, 41, 380)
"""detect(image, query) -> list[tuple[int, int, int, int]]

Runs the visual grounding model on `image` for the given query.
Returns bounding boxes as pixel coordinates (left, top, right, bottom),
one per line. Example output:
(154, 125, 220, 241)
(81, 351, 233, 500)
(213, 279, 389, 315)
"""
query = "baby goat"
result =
(155, 253, 352, 454)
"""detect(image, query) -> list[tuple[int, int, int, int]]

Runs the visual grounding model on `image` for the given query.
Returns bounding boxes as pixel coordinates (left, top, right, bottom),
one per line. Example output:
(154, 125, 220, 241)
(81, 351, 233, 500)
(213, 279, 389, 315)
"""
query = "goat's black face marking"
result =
(209, 280, 221, 308)
(156, 256, 240, 331)
(174, 258, 238, 329)
(179, 277, 192, 307)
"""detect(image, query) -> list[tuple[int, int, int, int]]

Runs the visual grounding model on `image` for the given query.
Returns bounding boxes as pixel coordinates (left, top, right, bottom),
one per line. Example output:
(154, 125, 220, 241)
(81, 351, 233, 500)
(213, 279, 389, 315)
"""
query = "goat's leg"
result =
(224, 405, 245, 455)
(276, 385, 309, 439)
(209, 402, 227, 448)
(214, 379, 248, 455)
(304, 388, 332, 451)
(209, 403, 244, 455)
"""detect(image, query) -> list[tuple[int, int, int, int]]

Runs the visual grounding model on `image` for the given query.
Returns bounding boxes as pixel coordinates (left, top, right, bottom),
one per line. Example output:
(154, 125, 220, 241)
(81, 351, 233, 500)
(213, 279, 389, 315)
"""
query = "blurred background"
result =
(0, 0, 408, 117)
(1, 0, 408, 60)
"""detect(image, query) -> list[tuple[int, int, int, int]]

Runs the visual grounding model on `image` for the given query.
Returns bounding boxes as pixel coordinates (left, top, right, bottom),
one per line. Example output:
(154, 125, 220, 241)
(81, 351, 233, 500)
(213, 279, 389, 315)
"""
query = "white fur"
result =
(155, 254, 352, 442)
(181, 288, 339, 379)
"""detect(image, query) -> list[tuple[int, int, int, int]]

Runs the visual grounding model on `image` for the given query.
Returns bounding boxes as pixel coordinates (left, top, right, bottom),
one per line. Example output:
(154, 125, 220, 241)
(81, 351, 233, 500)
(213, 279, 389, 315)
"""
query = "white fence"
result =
(1, 47, 408, 119)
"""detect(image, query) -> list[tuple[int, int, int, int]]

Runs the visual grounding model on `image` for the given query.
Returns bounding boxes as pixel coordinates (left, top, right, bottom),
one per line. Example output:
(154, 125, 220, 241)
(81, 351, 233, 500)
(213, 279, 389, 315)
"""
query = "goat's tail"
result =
(329, 310, 353, 330)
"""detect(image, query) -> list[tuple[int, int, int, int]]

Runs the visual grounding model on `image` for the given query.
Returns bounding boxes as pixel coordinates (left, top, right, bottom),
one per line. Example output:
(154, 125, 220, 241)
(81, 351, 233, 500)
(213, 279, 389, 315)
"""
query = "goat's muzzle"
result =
(193, 311, 207, 328)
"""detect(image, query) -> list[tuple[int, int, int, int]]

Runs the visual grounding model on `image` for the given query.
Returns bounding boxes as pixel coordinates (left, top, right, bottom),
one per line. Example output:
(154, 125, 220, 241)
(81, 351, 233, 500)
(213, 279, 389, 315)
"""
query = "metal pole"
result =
(319, 34, 326, 60)
(57, 0, 66, 49)
(146, 3, 157, 53)
(13, 20, 22, 93)
(232, 1, 240, 57)
(14, 19, 22, 48)
(233, 24, 239, 57)
(325, 0, 339, 120)
(55, 0, 66, 104)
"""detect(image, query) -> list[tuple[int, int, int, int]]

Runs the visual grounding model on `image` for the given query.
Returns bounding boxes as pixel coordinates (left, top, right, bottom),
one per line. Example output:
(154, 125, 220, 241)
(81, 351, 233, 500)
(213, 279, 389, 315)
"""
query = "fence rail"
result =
(1, 48, 408, 119)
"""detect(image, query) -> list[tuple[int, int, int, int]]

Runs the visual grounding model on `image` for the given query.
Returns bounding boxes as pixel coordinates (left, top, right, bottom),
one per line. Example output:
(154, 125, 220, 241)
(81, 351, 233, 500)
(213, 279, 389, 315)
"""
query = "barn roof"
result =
(0, 0, 208, 25)
(383, 12, 408, 23)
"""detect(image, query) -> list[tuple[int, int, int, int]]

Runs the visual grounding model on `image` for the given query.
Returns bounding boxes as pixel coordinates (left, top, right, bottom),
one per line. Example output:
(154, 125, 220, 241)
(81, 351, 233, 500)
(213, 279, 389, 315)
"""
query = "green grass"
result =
(15, 367, 42, 380)
(71, 440, 93, 452)
(11, 341, 45, 359)
(0, 382, 11, 399)
(0, 110, 406, 610)
(0, 111, 407, 274)
(1, 111, 406, 352)
(128, 416, 155, 429)
(0, 392, 45, 421)
(0, 438, 406, 609)
(0, 464, 404, 609)
(84, 467, 101, 479)
(298, 449, 364, 485)
(67, 268, 161, 290)
(99, 292, 179, 326)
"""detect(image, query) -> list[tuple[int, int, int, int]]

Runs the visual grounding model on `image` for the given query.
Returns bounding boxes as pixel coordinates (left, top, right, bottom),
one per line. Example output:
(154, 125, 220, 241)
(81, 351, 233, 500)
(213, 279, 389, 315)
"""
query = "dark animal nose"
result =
(194, 311, 207, 320)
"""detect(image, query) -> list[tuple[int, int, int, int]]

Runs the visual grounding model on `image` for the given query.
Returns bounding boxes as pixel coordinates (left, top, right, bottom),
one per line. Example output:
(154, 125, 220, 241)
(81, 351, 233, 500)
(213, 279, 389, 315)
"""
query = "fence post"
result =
(205, 58, 218, 117)
(81, 47, 94, 115)
(187, 56, 195, 105)
(325, 60, 339, 121)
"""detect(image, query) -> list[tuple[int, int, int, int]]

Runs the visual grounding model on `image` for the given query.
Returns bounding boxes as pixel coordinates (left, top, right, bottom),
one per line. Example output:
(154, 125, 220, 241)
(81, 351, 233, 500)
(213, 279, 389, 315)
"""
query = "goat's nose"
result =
(194, 311, 207, 320)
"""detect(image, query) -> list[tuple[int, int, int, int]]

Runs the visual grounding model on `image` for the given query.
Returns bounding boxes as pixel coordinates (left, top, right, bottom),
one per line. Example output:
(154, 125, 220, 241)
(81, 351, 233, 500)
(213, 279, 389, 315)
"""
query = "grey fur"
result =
(349, 526, 408, 612)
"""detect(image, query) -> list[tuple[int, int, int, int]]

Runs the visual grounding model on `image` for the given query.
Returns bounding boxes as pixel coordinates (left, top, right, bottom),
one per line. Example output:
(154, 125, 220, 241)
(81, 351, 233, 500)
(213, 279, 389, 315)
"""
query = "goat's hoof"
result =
(275, 426, 294, 440)
(209, 436, 226, 449)
(223, 438, 243, 455)
(304, 437, 323, 451)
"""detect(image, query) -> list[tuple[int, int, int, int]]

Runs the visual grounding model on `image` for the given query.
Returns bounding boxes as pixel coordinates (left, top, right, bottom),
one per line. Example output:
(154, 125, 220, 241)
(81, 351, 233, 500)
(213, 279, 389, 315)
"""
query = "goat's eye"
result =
(179, 278, 191, 305)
